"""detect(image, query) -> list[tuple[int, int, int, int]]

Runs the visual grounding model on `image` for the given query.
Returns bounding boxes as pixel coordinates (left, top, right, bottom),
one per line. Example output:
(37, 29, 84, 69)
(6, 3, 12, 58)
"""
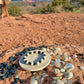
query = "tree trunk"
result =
(0, 0, 11, 18)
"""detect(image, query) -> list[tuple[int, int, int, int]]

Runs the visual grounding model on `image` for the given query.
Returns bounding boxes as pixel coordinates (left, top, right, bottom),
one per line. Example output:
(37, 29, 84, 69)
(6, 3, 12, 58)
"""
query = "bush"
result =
(52, 0, 59, 6)
(80, 0, 84, 5)
(40, 4, 54, 13)
(53, 5, 63, 13)
(39, 0, 71, 13)
(8, 5, 22, 16)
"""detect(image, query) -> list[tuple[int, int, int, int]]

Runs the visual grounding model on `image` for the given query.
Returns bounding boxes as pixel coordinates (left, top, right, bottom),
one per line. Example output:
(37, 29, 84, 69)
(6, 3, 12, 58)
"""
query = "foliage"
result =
(40, 4, 54, 13)
(38, 0, 84, 13)
(8, 5, 22, 16)
(80, 0, 84, 5)
(6, 1, 84, 16)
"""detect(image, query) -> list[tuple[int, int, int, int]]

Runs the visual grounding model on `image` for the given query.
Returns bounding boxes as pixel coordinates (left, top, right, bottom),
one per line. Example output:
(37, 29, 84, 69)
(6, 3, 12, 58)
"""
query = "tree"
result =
(0, 0, 11, 18)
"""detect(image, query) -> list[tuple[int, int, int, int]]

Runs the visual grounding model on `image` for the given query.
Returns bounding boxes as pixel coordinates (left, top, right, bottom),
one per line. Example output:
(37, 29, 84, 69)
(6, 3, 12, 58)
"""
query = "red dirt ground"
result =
(0, 12, 84, 84)
(0, 12, 84, 52)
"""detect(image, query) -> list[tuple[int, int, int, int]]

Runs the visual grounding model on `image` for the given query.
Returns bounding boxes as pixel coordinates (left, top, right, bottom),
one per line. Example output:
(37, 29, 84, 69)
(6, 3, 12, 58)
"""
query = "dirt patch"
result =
(0, 12, 84, 84)
(0, 12, 84, 52)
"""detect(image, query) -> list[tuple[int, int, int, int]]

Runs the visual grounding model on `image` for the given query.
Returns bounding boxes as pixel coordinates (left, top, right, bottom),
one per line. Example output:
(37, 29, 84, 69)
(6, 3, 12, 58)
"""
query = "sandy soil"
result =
(0, 12, 84, 84)
(0, 12, 84, 52)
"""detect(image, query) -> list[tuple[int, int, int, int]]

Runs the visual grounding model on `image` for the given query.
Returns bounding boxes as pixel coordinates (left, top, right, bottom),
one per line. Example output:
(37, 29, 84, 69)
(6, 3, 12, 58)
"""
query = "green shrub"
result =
(80, 0, 84, 5)
(53, 5, 63, 13)
(52, 0, 59, 6)
(8, 5, 22, 16)
(40, 4, 54, 13)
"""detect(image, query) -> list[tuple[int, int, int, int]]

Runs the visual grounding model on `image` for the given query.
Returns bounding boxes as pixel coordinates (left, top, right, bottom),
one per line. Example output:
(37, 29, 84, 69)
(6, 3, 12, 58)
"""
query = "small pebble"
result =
(55, 62, 61, 68)
(46, 48, 49, 52)
(60, 68, 65, 73)
(30, 76, 38, 84)
(54, 48, 61, 55)
(56, 80, 64, 84)
(49, 64, 53, 67)
(51, 61, 55, 64)
(66, 63, 73, 68)
(42, 73, 48, 77)
(73, 55, 77, 58)
(64, 72, 73, 79)
(15, 74, 19, 78)
(52, 81, 57, 84)
(53, 69, 60, 74)
(52, 77, 62, 80)
(42, 48, 46, 51)
(65, 63, 75, 72)
(55, 59, 61, 63)
(80, 66, 84, 70)
(62, 78, 67, 83)
(67, 79, 73, 84)
(49, 52, 54, 55)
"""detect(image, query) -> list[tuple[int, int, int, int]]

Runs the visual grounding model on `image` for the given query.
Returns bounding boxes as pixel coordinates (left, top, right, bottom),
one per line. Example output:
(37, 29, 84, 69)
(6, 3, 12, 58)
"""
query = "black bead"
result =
(15, 53, 19, 56)
(24, 60, 27, 63)
(18, 78, 23, 83)
(29, 52, 31, 54)
(38, 51, 41, 54)
(12, 81, 18, 84)
(14, 78, 20, 82)
(33, 51, 36, 53)
(13, 57, 17, 61)
(33, 62, 37, 65)
(28, 62, 31, 65)
(6, 73, 12, 78)
(0, 64, 3, 68)
(42, 57, 45, 60)
(19, 52, 23, 55)
(43, 54, 46, 56)
(42, 52, 44, 54)
(39, 60, 41, 63)
(9, 56, 14, 62)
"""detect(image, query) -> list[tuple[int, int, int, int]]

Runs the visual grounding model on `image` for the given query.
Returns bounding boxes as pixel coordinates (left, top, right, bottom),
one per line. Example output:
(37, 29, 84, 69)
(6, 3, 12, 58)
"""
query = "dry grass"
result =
(9, 1, 49, 14)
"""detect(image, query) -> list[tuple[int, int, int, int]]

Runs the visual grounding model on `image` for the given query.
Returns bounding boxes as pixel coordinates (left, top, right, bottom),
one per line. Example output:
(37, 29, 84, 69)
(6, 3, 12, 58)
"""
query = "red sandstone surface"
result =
(0, 12, 84, 84)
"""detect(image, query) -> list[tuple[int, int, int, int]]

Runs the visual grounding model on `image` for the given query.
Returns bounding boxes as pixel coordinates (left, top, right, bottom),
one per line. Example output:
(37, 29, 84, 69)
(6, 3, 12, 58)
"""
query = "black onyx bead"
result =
(11, 64, 18, 69)
(38, 51, 41, 54)
(39, 60, 41, 63)
(9, 56, 14, 62)
(27, 48, 30, 51)
(13, 57, 17, 61)
(23, 57, 25, 59)
(43, 54, 46, 56)
(6, 73, 12, 78)
(42, 57, 45, 60)
(14, 78, 19, 82)
(1, 68, 8, 74)
(25, 54, 27, 56)
(33, 62, 37, 65)
(24, 60, 27, 63)
(28, 62, 31, 65)
(18, 52, 23, 55)
(33, 51, 36, 53)
(12, 81, 18, 84)
(18, 78, 23, 83)
(5, 64, 8, 69)
(42, 52, 44, 54)
(0, 64, 3, 68)
(15, 53, 19, 56)
(29, 52, 31, 54)
(30, 47, 36, 50)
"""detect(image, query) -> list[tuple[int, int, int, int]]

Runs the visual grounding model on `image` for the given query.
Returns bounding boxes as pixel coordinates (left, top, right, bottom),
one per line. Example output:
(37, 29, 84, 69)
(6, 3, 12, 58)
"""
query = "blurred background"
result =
(1, 0, 84, 16)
